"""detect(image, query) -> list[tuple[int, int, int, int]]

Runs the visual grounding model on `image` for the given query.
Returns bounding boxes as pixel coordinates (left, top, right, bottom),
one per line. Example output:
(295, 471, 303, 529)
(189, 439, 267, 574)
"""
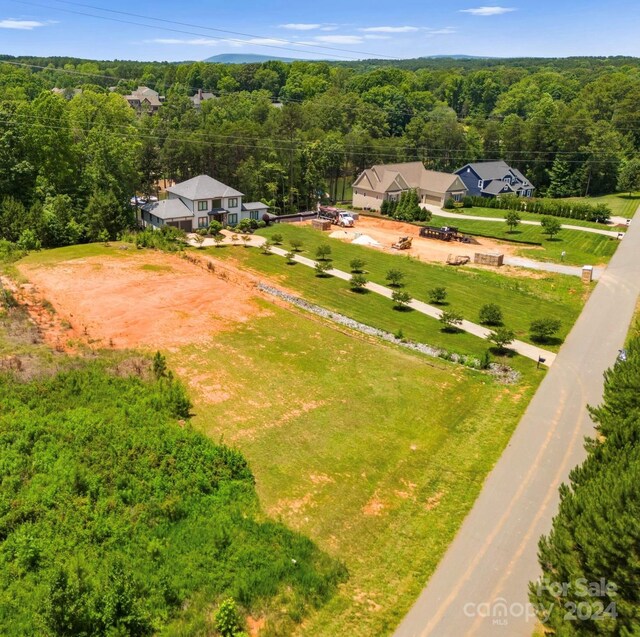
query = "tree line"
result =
(530, 333, 640, 633)
(1, 55, 639, 246)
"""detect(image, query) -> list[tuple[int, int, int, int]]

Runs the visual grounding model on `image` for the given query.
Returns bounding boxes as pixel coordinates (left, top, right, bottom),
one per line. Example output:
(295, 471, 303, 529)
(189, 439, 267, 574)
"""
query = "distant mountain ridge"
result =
(204, 53, 297, 64)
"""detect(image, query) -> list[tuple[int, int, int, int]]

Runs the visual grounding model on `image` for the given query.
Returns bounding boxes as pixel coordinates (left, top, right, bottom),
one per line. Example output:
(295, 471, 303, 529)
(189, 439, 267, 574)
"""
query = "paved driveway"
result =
(394, 209, 640, 637)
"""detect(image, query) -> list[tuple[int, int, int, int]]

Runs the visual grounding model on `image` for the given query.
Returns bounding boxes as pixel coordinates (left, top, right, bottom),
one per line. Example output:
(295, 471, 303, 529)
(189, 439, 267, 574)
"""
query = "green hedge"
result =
(468, 195, 611, 223)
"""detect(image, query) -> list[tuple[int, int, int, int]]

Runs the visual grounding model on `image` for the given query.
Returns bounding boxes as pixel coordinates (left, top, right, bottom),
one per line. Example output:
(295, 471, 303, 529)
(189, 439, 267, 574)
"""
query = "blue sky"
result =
(1, 0, 639, 61)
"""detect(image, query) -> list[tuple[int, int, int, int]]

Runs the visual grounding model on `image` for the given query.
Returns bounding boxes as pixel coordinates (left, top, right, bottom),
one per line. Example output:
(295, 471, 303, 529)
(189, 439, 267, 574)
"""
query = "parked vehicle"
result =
(318, 206, 355, 227)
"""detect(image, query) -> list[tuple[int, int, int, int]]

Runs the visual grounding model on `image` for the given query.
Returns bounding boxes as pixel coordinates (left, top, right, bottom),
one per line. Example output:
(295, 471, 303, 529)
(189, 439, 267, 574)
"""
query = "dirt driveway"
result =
(310, 216, 516, 264)
(18, 251, 265, 350)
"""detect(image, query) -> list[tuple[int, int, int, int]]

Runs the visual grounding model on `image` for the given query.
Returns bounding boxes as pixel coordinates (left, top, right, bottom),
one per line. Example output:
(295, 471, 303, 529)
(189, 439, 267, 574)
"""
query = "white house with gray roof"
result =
(454, 161, 535, 198)
(139, 175, 269, 231)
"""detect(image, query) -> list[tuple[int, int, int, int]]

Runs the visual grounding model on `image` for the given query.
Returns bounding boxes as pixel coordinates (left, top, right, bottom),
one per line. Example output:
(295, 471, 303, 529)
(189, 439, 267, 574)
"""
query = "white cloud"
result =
(363, 34, 391, 40)
(149, 36, 292, 48)
(359, 26, 419, 33)
(426, 27, 457, 35)
(150, 38, 219, 46)
(279, 23, 323, 30)
(0, 19, 47, 29)
(459, 6, 516, 15)
(312, 34, 364, 44)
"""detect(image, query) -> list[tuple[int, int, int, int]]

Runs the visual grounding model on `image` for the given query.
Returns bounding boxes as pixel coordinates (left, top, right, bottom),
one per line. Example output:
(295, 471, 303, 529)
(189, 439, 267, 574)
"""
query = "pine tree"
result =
(547, 158, 575, 198)
(530, 335, 640, 635)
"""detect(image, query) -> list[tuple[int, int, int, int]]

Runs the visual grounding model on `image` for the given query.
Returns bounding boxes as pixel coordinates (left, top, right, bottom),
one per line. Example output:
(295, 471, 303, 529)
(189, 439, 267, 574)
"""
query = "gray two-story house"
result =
(455, 161, 535, 198)
(140, 175, 269, 231)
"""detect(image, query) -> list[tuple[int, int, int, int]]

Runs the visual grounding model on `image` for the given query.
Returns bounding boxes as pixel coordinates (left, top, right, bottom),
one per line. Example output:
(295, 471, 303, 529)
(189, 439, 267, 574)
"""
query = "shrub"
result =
(271, 233, 283, 245)
(440, 309, 463, 332)
(215, 598, 245, 637)
(17, 229, 41, 251)
(386, 269, 405, 287)
(392, 290, 412, 309)
(479, 349, 491, 369)
(530, 318, 561, 343)
(315, 244, 332, 261)
(488, 327, 516, 351)
(428, 286, 447, 305)
(350, 258, 366, 273)
(444, 198, 456, 210)
(236, 219, 253, 233)
(462, 196, 474, 209)
(314, 261, 332, 277)
(289, 239, 303, 252)
(213, 233, 225, 248)
(208, 220, 223, 235)
(350, 274, 367, 292)
(479, 303, 503, 326)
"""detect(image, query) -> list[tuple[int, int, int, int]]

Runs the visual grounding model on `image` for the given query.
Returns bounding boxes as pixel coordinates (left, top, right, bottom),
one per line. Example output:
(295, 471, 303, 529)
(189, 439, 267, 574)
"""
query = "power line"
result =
(47, 0, 399, 60)
(0, 114, 625, 164)
(11, 0, 377, 61)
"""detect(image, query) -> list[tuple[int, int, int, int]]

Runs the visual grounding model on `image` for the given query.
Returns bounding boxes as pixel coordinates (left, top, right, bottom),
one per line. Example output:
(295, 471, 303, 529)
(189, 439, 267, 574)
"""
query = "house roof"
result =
(459, 161, 512, 181)
(354, 162, 466, 195)
(167, 175, 243, 201)
(242, 202, 269, 211)
(142, 199, 193, 220)
(483, 181, 515, 196)
(458, 161, 535, 188)
(190, 91, 217, 106)
(510, 167, 531, 186)
(124, 86, 163, 107)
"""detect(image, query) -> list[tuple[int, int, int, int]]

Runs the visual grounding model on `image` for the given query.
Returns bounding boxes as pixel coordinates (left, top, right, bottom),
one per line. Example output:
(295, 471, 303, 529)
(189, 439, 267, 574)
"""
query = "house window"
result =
(504, 177, 511, 184)
(250, 211, 259, 220)
(198, 216, 208, 228)
(228, 213, 238, 225)
(228, 198, 238, 208)
(453, 193, 463, 202)
(212, 198, 222, 209)
(478, 180, 483, 189)
(197, 201, 208, 211)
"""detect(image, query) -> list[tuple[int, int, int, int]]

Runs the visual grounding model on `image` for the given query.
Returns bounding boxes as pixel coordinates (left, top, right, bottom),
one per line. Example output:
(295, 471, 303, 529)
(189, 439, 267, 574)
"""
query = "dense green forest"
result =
(0, 352, 343, 635)
(530, 333, 640, 634)
(0, 54, 639, 246)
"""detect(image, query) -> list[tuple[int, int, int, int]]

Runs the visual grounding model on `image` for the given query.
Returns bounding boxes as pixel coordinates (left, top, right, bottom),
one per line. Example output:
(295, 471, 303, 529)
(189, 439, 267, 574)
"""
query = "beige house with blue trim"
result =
(140, 175, 269, 231)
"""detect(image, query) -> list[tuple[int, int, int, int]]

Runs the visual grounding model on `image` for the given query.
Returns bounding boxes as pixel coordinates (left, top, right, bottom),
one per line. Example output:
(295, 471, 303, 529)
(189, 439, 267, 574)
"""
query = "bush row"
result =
(452, 195, 611, 223)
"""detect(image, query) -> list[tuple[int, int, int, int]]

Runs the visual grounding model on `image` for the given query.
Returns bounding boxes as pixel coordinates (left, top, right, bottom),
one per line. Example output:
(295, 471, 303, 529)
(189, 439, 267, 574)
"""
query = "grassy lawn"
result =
(564, 192, 640, 219)
(208, 225, 589, 350)
(447, 206, 620, 231)
(18, 242, 130, 267)
(430, 215, 619, 267)
(167, 302, 542, 636)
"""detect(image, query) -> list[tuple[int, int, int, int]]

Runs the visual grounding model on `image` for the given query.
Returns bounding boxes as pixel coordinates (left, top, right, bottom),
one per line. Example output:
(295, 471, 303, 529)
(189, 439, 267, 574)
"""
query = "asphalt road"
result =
(394, 209, 640, 637)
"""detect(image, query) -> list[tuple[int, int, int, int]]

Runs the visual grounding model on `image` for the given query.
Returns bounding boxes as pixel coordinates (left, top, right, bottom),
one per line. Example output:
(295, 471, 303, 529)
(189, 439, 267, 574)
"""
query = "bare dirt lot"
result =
(18, 251, 265, 350)
(315, 215, 516, 264)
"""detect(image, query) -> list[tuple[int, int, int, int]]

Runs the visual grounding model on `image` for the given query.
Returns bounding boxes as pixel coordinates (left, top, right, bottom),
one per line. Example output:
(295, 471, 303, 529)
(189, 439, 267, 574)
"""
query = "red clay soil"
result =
(18, 252, 265, 350)
(301, 215, 515, 265)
